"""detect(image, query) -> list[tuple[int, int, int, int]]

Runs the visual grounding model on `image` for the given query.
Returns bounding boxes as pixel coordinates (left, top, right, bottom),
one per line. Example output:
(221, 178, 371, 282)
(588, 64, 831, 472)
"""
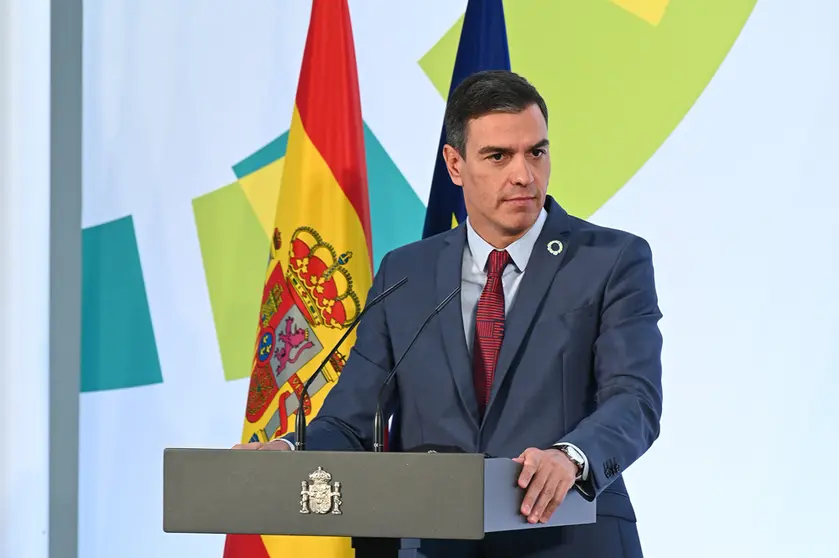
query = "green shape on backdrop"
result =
(418, 0, 757, 218)
(81, 216, 163, 392)
(419, 17, 464, 99)
(193, 181, 269, 382)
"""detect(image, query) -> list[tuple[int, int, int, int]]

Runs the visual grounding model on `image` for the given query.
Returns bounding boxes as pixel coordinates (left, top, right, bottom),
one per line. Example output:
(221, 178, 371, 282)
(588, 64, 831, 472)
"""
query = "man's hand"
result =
(513, 447, 579, 524)
(231, 439, 291, 451)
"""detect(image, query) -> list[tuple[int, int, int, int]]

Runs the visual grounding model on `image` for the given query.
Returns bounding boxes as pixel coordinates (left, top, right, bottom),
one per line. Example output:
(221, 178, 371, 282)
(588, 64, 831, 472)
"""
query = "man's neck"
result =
(469, 223, 529, 250)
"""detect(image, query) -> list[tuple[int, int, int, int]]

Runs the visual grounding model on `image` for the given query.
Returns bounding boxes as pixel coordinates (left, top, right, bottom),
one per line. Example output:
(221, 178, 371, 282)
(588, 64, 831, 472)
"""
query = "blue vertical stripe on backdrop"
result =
(421, 0, 511, 239)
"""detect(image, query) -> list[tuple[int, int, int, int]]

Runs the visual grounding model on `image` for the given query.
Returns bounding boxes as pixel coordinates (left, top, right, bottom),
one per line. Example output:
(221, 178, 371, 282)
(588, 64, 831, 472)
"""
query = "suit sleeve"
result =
(559, 235, 664, 500)
(282, 252, 397, 451)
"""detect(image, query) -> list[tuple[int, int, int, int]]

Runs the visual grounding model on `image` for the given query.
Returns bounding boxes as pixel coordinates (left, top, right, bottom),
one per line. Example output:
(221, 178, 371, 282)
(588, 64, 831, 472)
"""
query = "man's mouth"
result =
(503, 196, 536, 204)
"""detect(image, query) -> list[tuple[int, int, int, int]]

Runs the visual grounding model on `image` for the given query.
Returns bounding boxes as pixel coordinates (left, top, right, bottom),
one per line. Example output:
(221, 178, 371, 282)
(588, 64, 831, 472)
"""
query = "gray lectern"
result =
(162, 448, 596, 557)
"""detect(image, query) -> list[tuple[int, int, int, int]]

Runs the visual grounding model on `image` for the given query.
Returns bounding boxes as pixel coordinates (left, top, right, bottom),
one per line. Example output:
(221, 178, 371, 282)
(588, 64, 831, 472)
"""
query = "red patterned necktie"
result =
(473, 249, 511, 417)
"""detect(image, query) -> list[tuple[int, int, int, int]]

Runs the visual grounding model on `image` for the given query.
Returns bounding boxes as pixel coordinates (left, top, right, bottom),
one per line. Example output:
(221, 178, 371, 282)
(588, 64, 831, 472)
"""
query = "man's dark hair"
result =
(444, 70, 548, 156)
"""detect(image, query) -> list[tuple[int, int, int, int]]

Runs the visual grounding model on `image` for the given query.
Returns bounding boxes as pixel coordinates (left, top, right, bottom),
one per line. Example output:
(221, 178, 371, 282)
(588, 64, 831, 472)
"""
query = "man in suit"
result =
(234, 69, 663, 557)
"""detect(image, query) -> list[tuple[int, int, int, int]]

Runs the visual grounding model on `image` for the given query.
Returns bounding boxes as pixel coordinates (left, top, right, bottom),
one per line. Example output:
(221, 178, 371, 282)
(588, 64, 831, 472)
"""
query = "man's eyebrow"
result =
(476, 139, 550, 156)
(477, 144, 513, 156)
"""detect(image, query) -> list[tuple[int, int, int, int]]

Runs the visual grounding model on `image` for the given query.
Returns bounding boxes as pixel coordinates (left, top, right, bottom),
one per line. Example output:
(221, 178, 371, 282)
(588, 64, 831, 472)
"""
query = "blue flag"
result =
(422, 0, 511, 239)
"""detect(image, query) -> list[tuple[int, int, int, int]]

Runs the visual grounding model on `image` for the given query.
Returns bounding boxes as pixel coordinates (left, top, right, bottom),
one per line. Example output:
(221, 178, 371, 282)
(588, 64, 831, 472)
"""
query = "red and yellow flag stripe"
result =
(224, 1, 370, 556)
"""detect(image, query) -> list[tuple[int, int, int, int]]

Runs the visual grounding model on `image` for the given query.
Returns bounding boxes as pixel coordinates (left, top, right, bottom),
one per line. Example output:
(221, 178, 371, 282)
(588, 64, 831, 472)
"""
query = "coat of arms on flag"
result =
(245, 226, 361, 443)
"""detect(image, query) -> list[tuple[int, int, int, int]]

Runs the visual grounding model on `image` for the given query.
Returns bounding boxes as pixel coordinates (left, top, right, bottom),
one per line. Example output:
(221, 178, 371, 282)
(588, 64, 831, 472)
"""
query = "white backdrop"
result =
(1, 1, 51, 557)
(77, 1, 839, 557)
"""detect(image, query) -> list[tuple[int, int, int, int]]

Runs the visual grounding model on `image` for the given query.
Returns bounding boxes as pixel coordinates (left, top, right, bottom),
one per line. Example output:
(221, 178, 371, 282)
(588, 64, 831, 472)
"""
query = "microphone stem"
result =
(373, 403, 385, 452)
(295, 399, 306, 450)
(372, 286, 461, 454)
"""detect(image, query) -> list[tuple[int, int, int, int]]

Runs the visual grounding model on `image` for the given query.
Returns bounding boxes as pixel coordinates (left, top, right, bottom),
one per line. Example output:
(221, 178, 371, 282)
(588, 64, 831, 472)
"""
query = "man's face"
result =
(444, 103, 550, 246)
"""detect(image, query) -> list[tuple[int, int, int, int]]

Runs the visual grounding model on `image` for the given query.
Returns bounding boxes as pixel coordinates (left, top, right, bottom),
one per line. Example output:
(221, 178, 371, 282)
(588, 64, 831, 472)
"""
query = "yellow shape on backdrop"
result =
(611, 0, 670, 25)
(239, 158, 286, 237)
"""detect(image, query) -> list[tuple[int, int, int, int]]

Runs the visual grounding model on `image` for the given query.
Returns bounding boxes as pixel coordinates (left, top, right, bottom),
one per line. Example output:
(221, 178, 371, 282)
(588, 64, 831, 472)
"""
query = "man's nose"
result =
(509, 154, 535, 186)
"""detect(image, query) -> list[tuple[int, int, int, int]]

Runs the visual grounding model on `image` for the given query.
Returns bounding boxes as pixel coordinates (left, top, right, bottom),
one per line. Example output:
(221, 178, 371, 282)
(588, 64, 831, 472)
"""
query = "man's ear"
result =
(442, 144, 464, 186)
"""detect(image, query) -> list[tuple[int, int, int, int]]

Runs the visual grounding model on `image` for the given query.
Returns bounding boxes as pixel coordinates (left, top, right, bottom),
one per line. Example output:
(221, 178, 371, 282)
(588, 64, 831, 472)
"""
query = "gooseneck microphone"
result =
(373, 286, 461, 452)
(294, 276, 408, 450)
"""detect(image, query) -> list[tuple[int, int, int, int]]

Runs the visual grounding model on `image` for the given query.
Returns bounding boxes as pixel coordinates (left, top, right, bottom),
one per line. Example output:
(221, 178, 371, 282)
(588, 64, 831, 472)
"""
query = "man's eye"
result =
(532, 149, 545, 157)
(489, 153, 504, 161)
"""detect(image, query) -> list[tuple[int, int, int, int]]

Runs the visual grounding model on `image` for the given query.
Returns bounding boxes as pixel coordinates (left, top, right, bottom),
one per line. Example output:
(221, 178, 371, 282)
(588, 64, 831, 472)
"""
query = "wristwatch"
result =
(556, 444, 584, 480)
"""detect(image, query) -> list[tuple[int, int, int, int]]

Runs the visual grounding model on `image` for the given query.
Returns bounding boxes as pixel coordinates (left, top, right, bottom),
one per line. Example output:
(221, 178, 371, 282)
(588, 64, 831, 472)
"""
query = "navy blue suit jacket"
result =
(285, 196, 663, 556)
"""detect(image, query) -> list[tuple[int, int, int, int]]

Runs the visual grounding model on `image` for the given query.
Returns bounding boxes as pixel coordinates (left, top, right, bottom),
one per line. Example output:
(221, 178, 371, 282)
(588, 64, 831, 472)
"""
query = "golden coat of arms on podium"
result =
(299, 466, 343, 515)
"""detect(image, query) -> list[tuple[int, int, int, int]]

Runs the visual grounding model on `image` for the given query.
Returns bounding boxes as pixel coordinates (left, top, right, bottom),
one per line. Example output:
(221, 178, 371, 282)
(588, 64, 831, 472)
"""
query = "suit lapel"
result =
(436, 226, 481, 428)
(485, 199, 572, 420)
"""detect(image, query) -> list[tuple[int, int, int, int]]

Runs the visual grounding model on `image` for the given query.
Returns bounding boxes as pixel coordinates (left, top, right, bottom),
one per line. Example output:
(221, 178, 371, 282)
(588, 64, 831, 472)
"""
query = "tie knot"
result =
(487, 249, 511, 276)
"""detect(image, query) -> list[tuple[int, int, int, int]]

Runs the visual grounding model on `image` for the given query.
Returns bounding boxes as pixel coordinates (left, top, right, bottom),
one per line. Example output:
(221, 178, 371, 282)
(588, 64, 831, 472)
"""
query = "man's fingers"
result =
(517, 450, 540, 488)
(518, 462, 538, 488)
(539, 480, 571, 523)
(258, 439, 291, 450)
(231, 442, 262, 450)
(520, 466, 548, 517)
(528, 476, 560, 523)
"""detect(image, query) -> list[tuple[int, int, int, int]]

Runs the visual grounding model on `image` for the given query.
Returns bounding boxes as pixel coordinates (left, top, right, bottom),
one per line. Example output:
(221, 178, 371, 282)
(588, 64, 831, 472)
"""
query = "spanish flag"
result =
(223, 1, 370, 556)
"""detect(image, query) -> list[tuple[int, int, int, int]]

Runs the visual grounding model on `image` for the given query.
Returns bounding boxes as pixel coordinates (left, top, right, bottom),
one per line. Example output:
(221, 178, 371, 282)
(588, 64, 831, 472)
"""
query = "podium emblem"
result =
(300, 466, 342, 515)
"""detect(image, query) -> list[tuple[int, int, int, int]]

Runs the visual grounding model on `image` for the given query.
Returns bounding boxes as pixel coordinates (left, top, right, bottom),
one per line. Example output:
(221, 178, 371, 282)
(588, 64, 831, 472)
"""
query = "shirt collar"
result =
(465, 207, 548, 273)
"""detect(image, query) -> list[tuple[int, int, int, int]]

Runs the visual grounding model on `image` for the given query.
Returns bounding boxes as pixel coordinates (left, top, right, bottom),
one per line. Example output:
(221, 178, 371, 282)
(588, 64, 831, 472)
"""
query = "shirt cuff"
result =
(277, 438, 295, 450)
(553, 442, 589, 481)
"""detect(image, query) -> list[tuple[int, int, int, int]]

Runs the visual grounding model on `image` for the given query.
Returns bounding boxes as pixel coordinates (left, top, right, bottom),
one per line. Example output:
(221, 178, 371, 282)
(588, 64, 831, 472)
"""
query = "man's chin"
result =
(504, 203, 539, 219)
(499, 216, 539, 237)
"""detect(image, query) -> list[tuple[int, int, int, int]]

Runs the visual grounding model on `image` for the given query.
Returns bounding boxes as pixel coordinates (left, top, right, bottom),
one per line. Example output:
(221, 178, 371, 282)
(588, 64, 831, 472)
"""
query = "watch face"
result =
(563, 446, 582, 464)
